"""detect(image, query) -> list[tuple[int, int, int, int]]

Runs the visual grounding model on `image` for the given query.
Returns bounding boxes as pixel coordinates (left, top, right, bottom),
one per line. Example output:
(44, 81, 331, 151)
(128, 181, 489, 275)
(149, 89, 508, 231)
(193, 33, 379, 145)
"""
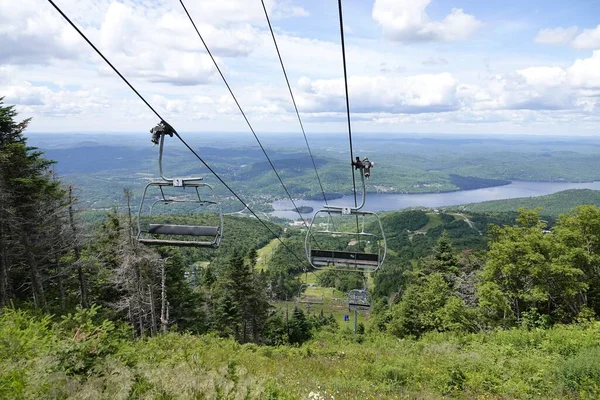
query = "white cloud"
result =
(0, 0, 81, 64)
(567, 50, 600, 88)
(517, 67, 566, 87)
(572, 24, 600, 50)
(534, 26, 579, 45)
(2, 81, 110, 117)
(456, 53, 600, 113)
(422, 57, 449, 66)
(295, 73, 458, 114)
(534, 24, 600, 50)
(0, 0, 598, 134)
(457, 72, 574, 112)
(0, 0, 300, 87)
(372, 0, 481, 43)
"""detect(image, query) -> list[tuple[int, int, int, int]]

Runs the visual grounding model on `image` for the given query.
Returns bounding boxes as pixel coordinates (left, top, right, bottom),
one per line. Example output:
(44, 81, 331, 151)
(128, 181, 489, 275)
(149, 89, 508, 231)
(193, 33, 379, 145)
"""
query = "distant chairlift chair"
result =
(296, 283, 325, 305)
(137, 122, 223, 248)
(347, 288, 371, 310)
(305, 157, 386, 272)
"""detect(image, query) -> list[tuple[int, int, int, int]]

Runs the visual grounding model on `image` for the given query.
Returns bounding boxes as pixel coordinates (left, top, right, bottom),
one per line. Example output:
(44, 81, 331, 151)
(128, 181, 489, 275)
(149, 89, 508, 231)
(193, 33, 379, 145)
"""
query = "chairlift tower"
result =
(347, 288, 371, 334)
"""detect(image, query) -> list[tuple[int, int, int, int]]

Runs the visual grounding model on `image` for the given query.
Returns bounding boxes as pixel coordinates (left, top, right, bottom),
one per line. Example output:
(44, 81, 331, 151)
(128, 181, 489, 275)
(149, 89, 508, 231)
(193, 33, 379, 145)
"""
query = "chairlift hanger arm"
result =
(47, 0, 308, 263)
(351, 156, 374, 179)
(150, 122, 203, 184)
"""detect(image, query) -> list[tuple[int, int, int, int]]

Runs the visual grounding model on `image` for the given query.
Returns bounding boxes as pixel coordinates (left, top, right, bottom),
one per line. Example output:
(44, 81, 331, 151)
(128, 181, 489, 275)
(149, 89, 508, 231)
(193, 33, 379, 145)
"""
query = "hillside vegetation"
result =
(5, 100, 600, 399)
(455, 189, 600, 216)
(3, 307, 600, 399)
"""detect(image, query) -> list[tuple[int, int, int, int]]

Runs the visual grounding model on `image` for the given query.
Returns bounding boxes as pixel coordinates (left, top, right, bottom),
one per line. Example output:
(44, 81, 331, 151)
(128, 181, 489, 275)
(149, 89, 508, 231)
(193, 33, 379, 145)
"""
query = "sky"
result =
(1, 0, 600, 135)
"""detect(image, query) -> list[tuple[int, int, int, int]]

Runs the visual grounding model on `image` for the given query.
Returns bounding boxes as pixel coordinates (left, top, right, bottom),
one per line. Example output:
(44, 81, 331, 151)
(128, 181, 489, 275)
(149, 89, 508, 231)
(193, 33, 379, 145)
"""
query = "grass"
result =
(256, 238, 280, 271)
(422, 212, 443, 231)
(4, 308, 600, 399)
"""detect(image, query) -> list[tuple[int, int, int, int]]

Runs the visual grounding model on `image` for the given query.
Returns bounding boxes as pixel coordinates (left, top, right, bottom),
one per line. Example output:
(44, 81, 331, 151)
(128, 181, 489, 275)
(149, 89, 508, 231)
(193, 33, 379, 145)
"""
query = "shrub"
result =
(560, 346, 600, 394)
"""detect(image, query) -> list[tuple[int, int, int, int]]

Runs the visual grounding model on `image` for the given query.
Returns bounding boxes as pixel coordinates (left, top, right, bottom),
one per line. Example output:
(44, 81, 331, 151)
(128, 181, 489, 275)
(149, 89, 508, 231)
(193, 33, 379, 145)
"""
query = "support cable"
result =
(46, 0, 308, 266)
(178, 0, 319, 243)
(260, 0, 330, 208)
(337, 0, 358, 208)
(337, 0, 361, 237)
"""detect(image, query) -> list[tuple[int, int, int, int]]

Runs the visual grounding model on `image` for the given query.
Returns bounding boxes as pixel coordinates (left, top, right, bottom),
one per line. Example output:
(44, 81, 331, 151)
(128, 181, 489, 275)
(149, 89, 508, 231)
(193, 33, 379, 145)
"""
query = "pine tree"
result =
(213, 248, 270, 343)
(288, 306, 311, 345)
(427, 232, 460, 279)
(0, 98, 70, 310)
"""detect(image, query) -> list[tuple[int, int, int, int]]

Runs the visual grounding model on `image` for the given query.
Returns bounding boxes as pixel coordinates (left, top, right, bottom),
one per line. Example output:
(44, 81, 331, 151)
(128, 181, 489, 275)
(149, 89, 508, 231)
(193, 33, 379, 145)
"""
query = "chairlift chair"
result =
(347, 288, 371, 311)
(137, 122, 223, 248)
(296, 283, 325, 305)
(305, 157, 386, 272)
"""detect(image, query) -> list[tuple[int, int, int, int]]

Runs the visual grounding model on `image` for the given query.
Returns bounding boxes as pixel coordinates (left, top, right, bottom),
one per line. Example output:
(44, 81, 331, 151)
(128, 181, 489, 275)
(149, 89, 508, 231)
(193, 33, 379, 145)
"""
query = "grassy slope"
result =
(4, 308, 600, 399)
(421, 212, 444, 231)
(455, 189, 600, 217)
(256, 238, 280, 271)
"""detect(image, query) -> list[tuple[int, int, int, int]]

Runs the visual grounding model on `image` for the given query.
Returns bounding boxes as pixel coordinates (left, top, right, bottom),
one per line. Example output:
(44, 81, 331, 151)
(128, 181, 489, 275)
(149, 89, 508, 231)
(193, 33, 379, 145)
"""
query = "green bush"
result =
(560, 346, 600, 394)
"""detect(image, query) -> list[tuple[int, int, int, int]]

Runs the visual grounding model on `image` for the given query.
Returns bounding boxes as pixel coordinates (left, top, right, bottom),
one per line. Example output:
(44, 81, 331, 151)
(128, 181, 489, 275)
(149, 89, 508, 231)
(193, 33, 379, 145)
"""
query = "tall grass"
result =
(2, 308, 600, 399)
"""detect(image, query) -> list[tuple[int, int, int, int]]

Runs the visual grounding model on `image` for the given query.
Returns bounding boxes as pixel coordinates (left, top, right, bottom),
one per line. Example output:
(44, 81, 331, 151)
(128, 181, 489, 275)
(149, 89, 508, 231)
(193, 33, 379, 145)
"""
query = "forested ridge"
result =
(4, 101, 600, 398)
(455, 188, 600, 216)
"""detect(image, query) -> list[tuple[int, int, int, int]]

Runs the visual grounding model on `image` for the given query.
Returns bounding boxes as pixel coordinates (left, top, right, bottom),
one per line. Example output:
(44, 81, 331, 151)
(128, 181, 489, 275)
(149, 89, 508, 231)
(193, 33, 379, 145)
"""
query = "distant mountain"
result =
(453, 189, 600, 216)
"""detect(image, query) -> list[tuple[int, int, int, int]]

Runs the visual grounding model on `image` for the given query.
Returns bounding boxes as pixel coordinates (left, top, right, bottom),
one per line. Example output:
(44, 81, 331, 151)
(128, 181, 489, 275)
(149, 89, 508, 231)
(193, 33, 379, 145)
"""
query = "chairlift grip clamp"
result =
(352, 156, 374, 179)
(150, 120, 175, 145)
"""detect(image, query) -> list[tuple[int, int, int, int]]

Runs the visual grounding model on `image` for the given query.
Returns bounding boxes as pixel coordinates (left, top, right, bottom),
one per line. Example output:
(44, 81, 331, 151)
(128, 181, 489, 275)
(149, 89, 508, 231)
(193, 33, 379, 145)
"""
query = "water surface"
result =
(271, 181, 600, 219)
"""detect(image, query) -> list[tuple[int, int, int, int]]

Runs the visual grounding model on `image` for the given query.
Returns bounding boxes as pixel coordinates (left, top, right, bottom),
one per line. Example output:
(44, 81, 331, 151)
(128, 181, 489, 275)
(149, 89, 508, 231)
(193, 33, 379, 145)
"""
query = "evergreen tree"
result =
(425, 232, 460, 281)
(0, 98, 71, 310)
(213, 249, 270, 343)
(288, 306, 311, 345)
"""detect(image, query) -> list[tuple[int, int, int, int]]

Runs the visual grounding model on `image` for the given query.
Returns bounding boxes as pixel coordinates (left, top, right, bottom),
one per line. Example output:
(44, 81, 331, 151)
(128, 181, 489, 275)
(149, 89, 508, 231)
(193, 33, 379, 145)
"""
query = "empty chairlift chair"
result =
(137, 122, 223, 248)
(296, 283, 325, 305)
(305, 157, 386, 272)
(347, 288, 371, 310)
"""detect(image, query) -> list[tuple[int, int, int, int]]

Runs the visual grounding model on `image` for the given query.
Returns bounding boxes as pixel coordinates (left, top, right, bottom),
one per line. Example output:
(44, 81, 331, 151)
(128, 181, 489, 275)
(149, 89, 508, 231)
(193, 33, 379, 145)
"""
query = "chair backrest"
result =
(310, 249, 379, 269)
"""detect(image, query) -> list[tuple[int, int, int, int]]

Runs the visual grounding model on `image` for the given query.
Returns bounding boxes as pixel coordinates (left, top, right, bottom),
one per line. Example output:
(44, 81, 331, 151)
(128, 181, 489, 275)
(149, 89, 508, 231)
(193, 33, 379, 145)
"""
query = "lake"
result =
(270, 181, 600, 219)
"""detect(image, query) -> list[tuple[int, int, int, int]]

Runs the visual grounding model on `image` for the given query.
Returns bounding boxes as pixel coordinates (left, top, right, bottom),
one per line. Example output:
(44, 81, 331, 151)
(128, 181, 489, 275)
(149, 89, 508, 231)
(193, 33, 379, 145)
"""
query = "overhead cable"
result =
(178, 0, 319, 241)
(260, 0, 331, 209)
(46, 0, 308, 266)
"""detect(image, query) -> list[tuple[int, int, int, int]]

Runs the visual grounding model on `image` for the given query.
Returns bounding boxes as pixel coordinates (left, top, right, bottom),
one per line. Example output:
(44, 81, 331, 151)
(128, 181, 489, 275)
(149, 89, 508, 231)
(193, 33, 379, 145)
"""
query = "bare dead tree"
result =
(149, 284, 157, 336)
(160, 258, 169, 334)
(68, 185, 88, 308)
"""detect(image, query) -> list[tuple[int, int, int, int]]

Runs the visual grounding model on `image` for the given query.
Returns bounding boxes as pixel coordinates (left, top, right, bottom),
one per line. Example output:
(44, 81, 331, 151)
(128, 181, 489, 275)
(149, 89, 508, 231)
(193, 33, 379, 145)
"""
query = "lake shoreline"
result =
(270, 181, 600, 219)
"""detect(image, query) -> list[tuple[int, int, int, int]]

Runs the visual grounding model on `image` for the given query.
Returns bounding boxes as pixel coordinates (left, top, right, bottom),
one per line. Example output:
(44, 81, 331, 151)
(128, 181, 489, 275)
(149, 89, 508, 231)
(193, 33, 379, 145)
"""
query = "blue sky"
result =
(1, 0, 599, 135)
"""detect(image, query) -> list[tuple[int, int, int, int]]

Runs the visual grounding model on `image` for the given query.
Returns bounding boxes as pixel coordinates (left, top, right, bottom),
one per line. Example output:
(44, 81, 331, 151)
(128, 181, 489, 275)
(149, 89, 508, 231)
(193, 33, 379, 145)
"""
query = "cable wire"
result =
(337, 0, 361, 237)
(260, 0, 330, 208)
(45, 0, 308, 266)
(337, 0, 358, 209)
(178, 0, 318, 243)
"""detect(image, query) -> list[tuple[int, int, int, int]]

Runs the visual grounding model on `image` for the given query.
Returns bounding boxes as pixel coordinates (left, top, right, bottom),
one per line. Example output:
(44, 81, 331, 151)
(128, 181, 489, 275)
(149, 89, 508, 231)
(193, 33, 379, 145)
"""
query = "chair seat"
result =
(148, 224, 219, 237)
(138, 238, 218, 248)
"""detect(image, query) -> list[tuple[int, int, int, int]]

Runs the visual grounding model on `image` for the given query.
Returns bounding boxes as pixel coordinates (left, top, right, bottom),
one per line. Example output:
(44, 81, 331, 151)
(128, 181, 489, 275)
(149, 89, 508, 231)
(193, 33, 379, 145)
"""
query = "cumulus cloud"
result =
(286, 51, 600, 121)
(534, 24, 600, 50)
(567, 50, 600, 88)
(457, 73, 574, 112)
(456, 52, 600, 113)
(0, 0, 304, 87)
(517, 67, 567, 87)
(534, 26, 579, 45)
(372, 0, 481, 43)
(295, 73, 458, 114)
(572, 24, 600, 50)
(2, 81, 110, 117)
(0, 0, 81, 64)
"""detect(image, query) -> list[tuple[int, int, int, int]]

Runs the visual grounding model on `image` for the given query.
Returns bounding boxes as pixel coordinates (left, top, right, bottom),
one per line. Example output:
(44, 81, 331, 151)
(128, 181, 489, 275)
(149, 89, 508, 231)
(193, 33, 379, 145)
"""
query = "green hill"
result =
(453, 189, 600, 216)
